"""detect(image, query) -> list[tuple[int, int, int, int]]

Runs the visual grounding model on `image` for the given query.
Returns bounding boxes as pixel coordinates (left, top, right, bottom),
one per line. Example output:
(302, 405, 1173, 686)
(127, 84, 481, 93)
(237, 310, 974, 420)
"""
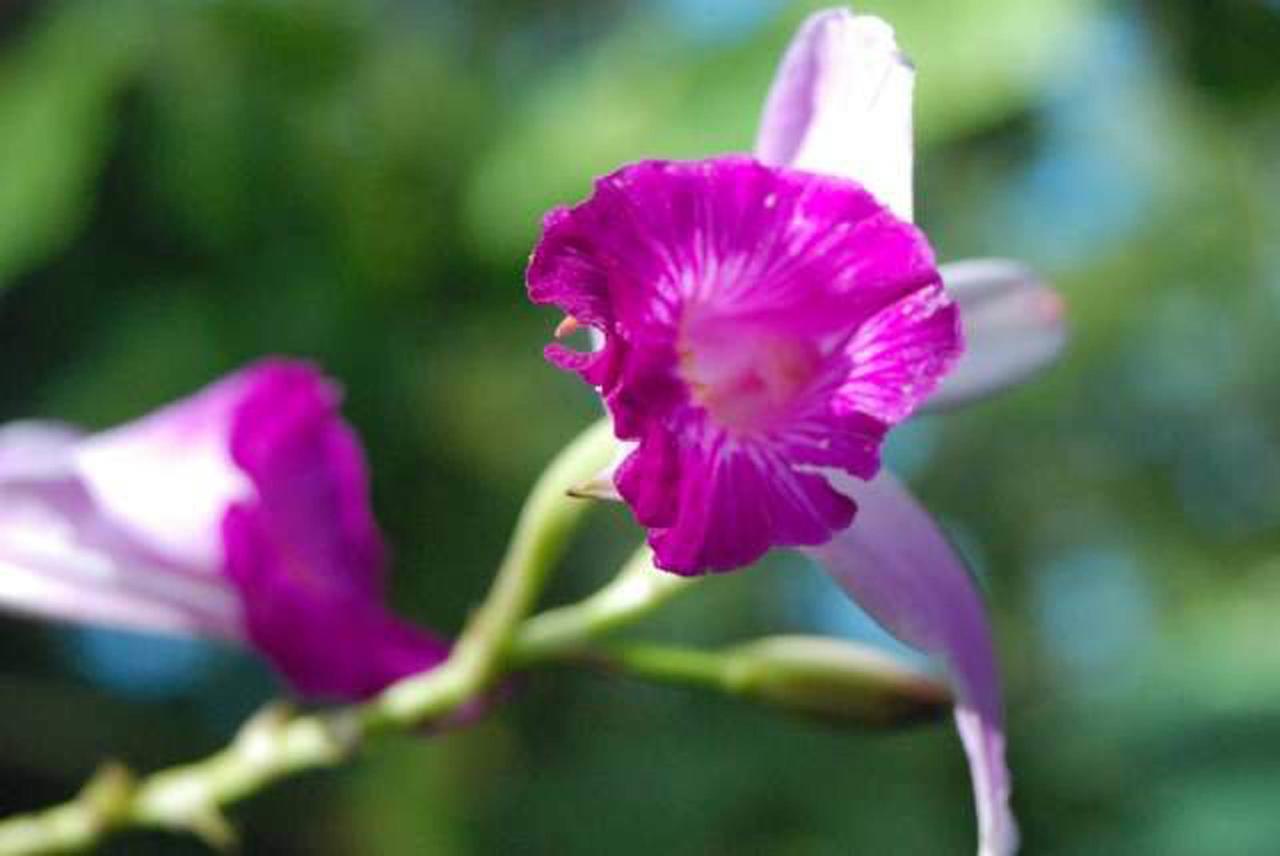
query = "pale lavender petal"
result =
(755, 10, 915, 220)
(924, 259, 1066, 411)
(73, 372, 256, 570)
(0, 476, 243, 640)
(804, 471, 1017, 856)
(0, 422, 82, 481)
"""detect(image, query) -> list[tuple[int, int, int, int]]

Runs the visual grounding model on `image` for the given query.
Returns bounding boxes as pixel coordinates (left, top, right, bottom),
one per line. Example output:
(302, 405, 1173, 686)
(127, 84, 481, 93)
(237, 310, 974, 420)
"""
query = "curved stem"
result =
(584, 642, 730, 691)
(511, 546, 695, 664)
(374, 417, 616, 728)
(0, 559, 946, 854)
(0, 419, 621, 855)
(0, 555, 687, 856)
(0, 418, 946, 854)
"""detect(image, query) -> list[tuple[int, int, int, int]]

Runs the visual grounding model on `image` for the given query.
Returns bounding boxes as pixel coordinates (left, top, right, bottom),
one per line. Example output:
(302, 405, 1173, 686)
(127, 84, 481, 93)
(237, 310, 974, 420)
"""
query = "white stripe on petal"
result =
(755, 10, 915, 221)
(926, 258, 1067, 411)
(804, 470, 1017, 856)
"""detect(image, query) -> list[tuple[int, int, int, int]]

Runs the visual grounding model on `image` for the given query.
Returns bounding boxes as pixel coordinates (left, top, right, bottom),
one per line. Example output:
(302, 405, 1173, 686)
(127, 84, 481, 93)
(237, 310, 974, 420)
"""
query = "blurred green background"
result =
(1, 0, 1279, 852)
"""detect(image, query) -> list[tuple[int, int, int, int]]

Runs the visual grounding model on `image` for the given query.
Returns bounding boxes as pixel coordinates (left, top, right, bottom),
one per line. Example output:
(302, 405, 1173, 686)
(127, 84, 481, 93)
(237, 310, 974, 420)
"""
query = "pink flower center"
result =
(678, 313, 822, 434)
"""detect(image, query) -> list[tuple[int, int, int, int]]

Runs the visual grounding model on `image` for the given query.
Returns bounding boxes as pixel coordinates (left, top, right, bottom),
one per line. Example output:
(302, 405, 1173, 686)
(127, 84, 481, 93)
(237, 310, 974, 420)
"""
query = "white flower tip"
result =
(951, 257, 1067, 327)
(797, 10, 905, 69)
(1032, 287, 1066, 325)
(567, 439, 631, 501)
(755, 8, 916, 221)
(924, 258, 1068, 411)
(823, 10, 898, 57)
(567, 473, 622, 502)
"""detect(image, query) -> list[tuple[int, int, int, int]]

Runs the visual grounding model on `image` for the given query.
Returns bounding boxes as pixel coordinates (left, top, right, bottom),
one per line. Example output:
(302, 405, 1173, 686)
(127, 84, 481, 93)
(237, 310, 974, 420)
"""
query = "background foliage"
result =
(1, 0, 1279, 852)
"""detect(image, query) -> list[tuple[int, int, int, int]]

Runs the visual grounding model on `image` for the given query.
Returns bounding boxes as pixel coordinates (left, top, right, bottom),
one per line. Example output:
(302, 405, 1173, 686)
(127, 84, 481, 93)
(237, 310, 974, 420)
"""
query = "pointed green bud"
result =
(724, 635, 950, 728)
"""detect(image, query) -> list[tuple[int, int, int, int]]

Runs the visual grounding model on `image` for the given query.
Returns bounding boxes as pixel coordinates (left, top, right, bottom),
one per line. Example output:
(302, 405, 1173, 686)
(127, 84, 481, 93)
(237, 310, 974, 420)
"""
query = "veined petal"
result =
(925, 259, 1066, 411)
(838, 282, 962, 424)
(529, 157, 956, 574)
(804, 471, 1016, 856)
(755, 10, 915, 220)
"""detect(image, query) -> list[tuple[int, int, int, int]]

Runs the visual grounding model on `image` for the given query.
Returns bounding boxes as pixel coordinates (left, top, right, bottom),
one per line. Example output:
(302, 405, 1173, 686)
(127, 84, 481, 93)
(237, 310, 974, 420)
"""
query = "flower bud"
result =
(724, 635, 950, 728)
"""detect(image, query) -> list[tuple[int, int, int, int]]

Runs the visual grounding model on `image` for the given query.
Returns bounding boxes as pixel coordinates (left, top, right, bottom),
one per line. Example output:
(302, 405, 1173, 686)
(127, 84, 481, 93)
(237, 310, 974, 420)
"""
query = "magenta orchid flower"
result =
(0, 359, 447, 701)
(527, 9, 1065, 855)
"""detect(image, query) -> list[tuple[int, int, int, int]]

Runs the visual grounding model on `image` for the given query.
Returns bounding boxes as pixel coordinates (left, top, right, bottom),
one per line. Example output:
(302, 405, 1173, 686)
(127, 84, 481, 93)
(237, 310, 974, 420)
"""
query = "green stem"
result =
(0, 418, 621, 855)
(374, 417, 616, 728)
(588, 643, 730, 692)
(0, 415, 943, 854)
(0, 561, 691, 855)
(511, 546, 695, 664)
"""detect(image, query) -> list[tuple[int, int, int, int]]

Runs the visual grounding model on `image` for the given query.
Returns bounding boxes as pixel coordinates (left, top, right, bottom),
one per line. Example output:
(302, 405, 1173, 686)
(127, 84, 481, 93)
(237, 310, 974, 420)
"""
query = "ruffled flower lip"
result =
(528, 156, 961, 574)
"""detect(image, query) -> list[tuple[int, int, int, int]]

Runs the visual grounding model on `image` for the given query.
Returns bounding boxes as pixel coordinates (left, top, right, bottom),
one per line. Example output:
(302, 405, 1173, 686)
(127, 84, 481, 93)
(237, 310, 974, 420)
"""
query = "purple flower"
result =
(529, 9, 1064, 855)
(0, 359, 447, 701)
(530, 157, 960, 573)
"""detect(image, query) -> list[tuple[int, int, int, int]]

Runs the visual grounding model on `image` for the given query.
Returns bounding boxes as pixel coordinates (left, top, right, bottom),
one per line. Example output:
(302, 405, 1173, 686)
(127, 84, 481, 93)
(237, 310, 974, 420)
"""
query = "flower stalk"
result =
(510, 545, 695, 664)
(0, 425, 947, 855)
(373, 417, 617, 727)
(0, 567, 945, 854)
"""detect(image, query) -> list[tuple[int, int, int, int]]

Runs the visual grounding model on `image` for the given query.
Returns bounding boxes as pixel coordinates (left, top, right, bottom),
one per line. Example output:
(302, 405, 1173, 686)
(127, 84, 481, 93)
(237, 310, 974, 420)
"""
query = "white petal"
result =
(926, 258, 1067, 411)
(804, 470, 1017, 856)
(73, 373, 255, 569)
(0, 479, 242, 640)
(755, 10, 915, 221)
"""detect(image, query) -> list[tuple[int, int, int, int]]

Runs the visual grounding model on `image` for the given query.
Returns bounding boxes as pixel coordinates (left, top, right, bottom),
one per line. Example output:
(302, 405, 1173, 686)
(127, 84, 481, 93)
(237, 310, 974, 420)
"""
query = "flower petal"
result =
(617, 419, 864, 573)
(0, 421, 82, 480)
(0, 436, 243, 640)
(804, 471, 1017, 856)
(73, 372, 256, 570)
(837, 281, 962, 424)
(925, 259, 1066, 411)
(529, 159, 935, 364)
(755, 10, 915, 221)
(529, 157, 952, 573)
(223, 503, 448, 700)
(223, 360, 448, 699)
(0, 363, 449, 699)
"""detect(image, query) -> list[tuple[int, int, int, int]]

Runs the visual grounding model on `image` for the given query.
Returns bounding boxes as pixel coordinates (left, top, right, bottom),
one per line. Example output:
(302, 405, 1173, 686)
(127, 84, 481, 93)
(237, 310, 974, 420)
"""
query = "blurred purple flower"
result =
(529, 8, 1065, 854)
(0, 359, 447, 701)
